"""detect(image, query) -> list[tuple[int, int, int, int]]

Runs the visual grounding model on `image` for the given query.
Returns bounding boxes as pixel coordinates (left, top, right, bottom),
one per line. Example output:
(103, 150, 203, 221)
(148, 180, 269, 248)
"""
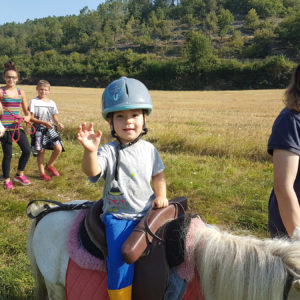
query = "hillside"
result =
(0, 0, 299, 89)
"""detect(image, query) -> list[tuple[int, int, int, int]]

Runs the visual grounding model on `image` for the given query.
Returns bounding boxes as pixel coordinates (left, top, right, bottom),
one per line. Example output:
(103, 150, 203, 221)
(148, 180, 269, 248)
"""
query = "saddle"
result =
(84, 197, 187, 300)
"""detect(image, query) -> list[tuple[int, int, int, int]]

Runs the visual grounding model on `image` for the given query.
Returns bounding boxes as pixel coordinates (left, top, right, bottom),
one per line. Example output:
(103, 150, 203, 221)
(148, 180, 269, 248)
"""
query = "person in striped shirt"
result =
(0, 61, 31, 190)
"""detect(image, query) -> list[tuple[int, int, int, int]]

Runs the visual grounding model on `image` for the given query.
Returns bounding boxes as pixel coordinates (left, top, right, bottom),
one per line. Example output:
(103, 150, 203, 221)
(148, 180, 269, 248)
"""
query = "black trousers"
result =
(1, 129, 31, 179)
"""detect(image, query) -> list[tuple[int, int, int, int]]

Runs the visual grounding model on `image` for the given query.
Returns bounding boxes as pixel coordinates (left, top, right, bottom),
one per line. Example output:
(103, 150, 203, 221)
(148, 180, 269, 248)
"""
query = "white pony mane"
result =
(194, 226, 300, 300)
(292, 227, 300, 241)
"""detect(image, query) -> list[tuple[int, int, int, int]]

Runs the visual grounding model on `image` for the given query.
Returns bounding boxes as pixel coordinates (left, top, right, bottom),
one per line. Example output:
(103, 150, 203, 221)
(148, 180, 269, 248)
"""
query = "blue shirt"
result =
(268, 108, 300, 237)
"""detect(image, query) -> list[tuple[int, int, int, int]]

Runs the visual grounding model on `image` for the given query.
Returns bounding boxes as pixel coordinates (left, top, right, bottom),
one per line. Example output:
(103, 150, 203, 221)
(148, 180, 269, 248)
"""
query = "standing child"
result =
(29, 80, 64, 181)
(0, 61, 31, 190)
(77, 77, 168, 300)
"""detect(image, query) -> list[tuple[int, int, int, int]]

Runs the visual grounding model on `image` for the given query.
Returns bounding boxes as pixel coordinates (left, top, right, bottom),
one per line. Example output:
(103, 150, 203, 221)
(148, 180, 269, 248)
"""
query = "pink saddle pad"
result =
(65, 258, 109, 300)
(182, 273, 205, 300)
(66, 258, 204, 300)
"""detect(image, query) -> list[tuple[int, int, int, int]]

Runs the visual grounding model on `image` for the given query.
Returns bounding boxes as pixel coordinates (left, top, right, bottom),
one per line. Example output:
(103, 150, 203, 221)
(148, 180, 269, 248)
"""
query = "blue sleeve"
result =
(268, 109, 300, 156)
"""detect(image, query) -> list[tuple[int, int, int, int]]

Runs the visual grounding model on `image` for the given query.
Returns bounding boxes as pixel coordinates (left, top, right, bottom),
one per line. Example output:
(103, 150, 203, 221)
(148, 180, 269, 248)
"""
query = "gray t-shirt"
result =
(89, 139, 165, 220)
(29, 97, 58, 129)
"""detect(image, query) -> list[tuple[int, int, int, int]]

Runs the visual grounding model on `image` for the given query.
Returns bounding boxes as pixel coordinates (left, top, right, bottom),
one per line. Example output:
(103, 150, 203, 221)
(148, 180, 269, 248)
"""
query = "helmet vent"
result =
(125, 84, 129, 96)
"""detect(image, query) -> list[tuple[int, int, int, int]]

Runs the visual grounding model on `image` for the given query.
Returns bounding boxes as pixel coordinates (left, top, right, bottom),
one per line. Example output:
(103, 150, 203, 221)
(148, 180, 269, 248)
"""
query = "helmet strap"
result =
(112, 114, 148, 181)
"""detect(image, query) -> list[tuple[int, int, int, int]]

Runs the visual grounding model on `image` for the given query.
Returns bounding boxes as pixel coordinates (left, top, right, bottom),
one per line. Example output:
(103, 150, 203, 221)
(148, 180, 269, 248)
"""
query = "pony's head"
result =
(194, 226, 300, 300)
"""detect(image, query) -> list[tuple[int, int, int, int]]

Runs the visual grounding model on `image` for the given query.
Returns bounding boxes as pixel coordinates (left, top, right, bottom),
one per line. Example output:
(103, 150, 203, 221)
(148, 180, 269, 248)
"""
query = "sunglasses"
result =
(5, 76, 18, 80)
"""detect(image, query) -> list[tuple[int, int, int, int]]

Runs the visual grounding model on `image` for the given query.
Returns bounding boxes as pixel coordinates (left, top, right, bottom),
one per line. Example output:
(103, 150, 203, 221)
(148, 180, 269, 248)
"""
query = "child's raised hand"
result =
(77, 122, 102, 152)
(152, 196, 169, 209)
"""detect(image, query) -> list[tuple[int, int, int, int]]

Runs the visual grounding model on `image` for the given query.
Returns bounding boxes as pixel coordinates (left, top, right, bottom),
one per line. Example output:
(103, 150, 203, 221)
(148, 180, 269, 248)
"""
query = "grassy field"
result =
(0, 86, 285, 298)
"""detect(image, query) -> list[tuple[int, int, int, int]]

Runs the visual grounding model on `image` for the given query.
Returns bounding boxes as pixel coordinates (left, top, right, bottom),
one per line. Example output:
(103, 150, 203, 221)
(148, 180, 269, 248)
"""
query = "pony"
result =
(27, 200, 300, 300)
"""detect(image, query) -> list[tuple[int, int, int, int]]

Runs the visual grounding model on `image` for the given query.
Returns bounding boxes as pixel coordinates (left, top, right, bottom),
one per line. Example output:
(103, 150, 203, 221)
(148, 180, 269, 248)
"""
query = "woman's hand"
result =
(77, 122, 102, 152)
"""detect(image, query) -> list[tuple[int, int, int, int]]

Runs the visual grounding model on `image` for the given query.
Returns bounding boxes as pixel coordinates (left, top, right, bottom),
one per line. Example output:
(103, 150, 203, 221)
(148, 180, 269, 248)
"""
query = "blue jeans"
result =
(164, 268, 187, 300)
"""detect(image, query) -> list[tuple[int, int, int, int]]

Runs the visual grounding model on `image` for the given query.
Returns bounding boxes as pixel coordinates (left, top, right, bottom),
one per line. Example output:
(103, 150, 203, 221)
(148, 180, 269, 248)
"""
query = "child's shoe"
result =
(46, 165, 60, 176)
(13, 175, 31, 185)
(4, 181, 13, 190)
(40, 173, 51, 181)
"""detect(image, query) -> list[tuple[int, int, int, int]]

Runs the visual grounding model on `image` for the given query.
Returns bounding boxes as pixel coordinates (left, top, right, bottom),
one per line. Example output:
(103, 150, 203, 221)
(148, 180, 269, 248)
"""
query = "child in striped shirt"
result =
(0, 61, 31, 190)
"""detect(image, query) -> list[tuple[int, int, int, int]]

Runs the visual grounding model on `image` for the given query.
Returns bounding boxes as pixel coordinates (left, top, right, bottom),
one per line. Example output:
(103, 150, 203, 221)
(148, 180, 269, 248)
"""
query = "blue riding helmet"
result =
(102, 77, 152, 120)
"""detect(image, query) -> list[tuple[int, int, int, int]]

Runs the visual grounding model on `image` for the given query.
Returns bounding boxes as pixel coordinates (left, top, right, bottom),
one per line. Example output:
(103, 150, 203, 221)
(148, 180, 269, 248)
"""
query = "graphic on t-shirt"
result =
(108, 187, 123, 196)
(106, 183, 126, 213)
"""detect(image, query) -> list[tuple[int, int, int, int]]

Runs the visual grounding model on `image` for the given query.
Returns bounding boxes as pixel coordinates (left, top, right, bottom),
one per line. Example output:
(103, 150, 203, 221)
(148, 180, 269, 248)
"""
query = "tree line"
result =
(0, 0, 299, 89)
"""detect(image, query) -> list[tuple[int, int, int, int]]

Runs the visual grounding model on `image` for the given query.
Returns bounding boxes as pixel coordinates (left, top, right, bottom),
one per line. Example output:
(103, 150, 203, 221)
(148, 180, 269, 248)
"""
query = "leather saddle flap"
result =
(132, 224, 169, 300)
(122, 197, 187, 264)
(84, 199, 108, 257)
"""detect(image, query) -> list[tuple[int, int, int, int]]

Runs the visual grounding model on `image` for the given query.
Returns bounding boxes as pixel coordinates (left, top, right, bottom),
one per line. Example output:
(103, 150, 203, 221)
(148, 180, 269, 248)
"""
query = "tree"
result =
(182, 31, 216, 70)
(203, 11, 218, 36)
(180, 0, 206, 18)
(277, 12, 300, 47)
(231, 31, 244, 54)
(248, 0, 284, 17)
(217, 8, 234, 39)
(127, 0, 153, 21)
(0, 36, 17, 56)
(246, 28, 275, 58)
(245, 8, 260, 30)
(223, 0, 250, 15)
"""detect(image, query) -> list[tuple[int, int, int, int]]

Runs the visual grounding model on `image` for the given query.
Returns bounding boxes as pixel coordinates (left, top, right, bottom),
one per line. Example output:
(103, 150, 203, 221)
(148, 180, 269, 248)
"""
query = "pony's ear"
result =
(292, 227, 300, 241)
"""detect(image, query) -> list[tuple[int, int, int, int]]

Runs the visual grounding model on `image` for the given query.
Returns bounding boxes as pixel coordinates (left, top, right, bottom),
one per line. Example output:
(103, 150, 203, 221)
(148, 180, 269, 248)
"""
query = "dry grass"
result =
(21, 86, 285, 159)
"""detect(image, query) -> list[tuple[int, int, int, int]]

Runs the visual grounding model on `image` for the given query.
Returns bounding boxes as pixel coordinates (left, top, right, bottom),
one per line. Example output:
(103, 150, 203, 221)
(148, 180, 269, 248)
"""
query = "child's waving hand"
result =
(77, 122, 102, 152)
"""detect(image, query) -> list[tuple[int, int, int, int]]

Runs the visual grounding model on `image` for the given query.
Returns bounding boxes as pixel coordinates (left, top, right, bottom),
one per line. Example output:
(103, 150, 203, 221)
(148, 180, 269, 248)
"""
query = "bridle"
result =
(2, 106, 36, 142)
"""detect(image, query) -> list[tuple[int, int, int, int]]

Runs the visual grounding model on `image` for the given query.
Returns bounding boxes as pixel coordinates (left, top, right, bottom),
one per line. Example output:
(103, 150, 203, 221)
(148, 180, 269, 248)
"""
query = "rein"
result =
(2, 107, 36, 142)
(26, 199, 94, 224)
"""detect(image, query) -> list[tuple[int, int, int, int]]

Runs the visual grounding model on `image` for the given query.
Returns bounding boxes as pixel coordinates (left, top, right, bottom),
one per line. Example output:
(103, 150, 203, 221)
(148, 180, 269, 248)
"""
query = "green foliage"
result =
(0, 0, 298, 90)
(245, 8, 260, 30)
(248, 0, 285, 17)
(203, 11, 218, 36)
(277, 12, 300, 47)
(223, 0, 251, 15)
(217, 8, 234, 38)
(182, 31, 217, 71)
(245, 28, 275, 58)
(219, 31, 244, 57)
